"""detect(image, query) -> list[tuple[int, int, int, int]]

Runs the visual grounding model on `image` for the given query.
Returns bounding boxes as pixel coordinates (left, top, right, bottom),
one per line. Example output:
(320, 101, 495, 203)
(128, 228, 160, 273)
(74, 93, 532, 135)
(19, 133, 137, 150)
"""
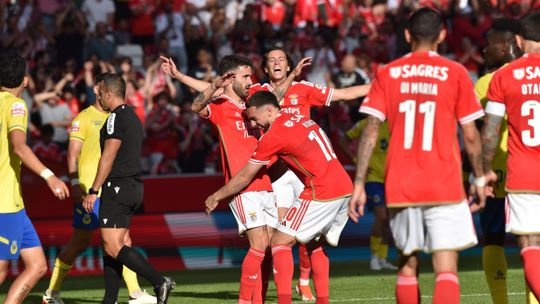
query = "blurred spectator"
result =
(456, 36, 484, 82)
(156, 2, 188, 73)
(34, 93, 72, 148)
(126, 79, 146, 125)
(145, 91, 178, 174)
(81, 0, 115, 32)
(85, 22, 116, 61)
(32, 124, 63, 163)
(189, 48, 217, 83)
(304, 33, 337, 86)
(128, 0, 157, 50)
(113, 18, 132, 45)
(261, 0, 287, 31)
(177, 109, 214, 173)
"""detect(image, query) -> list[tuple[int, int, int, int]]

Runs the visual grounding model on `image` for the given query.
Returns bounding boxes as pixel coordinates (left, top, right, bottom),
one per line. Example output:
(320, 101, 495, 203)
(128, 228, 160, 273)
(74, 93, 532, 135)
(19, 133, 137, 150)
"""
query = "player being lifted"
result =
(42, 73, 156, 304)
(205, 91, 353, 304)
(482, 11, 540, 301)
(162, 47, 370, 301)
(349, 8, 486, 304)
(190, 54, 310, 304)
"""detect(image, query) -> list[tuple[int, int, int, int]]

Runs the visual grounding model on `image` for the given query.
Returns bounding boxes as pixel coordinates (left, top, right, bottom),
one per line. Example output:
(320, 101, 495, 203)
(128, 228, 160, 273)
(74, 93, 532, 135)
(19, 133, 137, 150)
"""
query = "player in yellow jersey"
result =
(341, 119, 396, 271)
(42, 73, 156, 304)
(474, 19, 538, 304)
(0, 53, 69, 304)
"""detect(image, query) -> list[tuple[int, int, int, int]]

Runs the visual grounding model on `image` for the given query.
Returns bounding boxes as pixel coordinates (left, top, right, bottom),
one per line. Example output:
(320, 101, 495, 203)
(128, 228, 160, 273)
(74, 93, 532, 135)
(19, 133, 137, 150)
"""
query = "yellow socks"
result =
(378, 244, 389, 260)
(526, 285, 540, 304)
(49, 258, 72, 292)
(123, 266, 141, 295)
(483, 245, 508, 304)
(370, 236, 382, 257)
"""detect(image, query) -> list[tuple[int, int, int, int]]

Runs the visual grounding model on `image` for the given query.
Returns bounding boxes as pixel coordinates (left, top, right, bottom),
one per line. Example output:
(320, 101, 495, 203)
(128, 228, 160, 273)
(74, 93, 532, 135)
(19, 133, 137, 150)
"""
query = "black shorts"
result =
(99, 178, 143, 228)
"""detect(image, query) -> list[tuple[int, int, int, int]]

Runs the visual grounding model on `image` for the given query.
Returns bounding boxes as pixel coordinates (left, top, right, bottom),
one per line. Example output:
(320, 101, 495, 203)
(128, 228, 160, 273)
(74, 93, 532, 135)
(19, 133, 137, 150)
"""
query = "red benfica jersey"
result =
(487, 53, 540, 193)
(249, 113, 352, 201)
(206, 95, 272, 193)
(249, 81, 334, 117)
(360, 51, 484, 207)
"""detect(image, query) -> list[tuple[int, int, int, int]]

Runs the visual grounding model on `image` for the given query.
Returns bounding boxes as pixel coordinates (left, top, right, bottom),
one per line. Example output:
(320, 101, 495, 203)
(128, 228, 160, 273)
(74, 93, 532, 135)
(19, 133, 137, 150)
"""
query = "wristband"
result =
(71, 178, 80, 186)
(474, 176, 487, 187)
(40, 169, 54, 180)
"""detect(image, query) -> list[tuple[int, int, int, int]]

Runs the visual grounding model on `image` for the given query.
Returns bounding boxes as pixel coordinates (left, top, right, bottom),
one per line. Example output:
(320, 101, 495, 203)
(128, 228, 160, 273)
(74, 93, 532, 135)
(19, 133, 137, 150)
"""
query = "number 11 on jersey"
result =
(399, 100, 436, 151)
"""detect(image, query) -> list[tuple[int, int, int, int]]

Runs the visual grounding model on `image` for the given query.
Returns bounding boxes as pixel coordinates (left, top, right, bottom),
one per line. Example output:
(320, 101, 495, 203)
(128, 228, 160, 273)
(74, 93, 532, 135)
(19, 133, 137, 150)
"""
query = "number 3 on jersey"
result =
(308, 128, 337, 161)
(399, 100, 436, 151)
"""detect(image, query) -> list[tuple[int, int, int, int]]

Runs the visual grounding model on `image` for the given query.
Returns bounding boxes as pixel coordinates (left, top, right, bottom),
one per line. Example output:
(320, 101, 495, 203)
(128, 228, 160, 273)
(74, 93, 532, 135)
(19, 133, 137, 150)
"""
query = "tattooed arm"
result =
(481, 113, 504, 173)
(191, 72, 235, 117)
(348, 115, 381, 223)
(271, 57, 313, 102)
(463, 120, 486, 211)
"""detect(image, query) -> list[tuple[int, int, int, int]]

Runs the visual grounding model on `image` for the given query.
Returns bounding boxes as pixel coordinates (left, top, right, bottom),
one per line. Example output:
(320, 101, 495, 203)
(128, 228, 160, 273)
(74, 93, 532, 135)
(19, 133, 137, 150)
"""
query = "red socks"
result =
(522, 246, 540, 299)
(396, 273, 419, 304)
(310, 246, 329, 304)
(239, 247, 265, 303)
(298, 244, 311, 284)
(433, 272, 460, 304)
(272, 245, 294, 304)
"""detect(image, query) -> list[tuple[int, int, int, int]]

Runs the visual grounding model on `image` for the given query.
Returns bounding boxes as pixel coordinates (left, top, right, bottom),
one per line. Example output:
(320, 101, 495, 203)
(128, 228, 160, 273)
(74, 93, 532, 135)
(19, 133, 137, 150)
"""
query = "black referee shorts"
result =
(99, 178, 143, 228)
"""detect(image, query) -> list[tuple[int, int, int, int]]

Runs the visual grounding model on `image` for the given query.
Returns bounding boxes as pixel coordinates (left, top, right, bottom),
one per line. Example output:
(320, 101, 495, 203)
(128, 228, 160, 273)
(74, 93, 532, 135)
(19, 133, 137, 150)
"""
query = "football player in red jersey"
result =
(349, 8, 486, 304)
(191, 55, 310, 304)
(162, 48, 370, 301)
(205, 90, 353, 304)
(482, 12, 540, 299)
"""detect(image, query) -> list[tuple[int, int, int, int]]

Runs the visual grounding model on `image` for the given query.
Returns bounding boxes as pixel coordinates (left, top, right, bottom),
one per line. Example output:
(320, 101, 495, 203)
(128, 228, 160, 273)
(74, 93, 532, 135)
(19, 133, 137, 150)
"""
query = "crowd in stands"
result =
(6, 0, 538, 175)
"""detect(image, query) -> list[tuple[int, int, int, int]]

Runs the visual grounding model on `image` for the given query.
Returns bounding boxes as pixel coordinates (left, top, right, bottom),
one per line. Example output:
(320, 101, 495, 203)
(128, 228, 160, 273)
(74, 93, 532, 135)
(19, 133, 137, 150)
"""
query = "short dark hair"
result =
(519, 12, 540, 42)
(100, 73, 126, 99)
(218, 55, 253, 75)
(261, 48, 294, 75)
(407, 8, 443, 43)
(95, 72, 110, 85)
(246, 91, 280, 109)
(0, 53, 26, 89)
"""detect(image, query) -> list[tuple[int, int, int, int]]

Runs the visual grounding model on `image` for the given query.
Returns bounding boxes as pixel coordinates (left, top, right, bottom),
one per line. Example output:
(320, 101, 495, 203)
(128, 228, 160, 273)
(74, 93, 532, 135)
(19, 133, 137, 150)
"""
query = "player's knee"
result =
(102, 240, 122, 258)
(28, 259, 48, 278)
(0, 265, 8, 284)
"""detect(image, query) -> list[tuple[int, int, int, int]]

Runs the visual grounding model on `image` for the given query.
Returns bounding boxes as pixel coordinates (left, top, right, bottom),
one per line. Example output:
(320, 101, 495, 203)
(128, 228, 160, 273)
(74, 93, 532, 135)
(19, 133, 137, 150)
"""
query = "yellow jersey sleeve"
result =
(69, 113, 87, 142)
(475, 72, 508, 198)
(7, 99, 28, 133)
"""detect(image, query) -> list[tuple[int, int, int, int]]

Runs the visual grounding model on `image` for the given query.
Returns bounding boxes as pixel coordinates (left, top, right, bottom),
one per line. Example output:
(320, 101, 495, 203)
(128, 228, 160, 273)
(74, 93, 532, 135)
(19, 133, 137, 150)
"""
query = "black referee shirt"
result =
(100, 104, 143, 179)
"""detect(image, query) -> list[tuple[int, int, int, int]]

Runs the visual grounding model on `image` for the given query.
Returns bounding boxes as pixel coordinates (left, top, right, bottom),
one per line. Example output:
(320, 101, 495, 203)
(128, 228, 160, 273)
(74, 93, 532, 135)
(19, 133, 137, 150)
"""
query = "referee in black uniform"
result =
(82, 74, 174, 304)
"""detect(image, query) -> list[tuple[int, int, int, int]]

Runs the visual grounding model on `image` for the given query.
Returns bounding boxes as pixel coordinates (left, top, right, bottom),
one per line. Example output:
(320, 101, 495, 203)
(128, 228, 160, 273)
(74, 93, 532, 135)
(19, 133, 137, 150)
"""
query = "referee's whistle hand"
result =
(46, 176, 70, 200)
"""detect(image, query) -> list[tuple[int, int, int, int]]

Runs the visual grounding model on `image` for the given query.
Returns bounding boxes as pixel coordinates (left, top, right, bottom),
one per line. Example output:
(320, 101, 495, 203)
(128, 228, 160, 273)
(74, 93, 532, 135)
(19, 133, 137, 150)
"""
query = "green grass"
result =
(0, 253, 530, 303)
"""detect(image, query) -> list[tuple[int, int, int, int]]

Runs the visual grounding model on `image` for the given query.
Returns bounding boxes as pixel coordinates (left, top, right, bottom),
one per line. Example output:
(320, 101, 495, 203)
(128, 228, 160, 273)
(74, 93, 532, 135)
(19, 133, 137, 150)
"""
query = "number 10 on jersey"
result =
(399, 100, 436, 151)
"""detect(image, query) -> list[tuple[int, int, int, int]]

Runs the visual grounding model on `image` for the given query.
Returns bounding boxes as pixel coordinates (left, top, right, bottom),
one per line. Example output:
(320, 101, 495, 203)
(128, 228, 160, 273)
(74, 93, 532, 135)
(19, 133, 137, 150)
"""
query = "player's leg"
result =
(395, 253, 420, 304)
(431, 250, 460, 304)
(230, 191, 277, 304)
(122, 230, 157, 304)
(274, 171, 315, 301)
(44, 201, 99, 303)
(519, 235, 540, 299)
(270, 230, 297, 304)
(0, 260, 8, 285)
(261, 226, 274, 302)
(480, 197, 508, 304)
(425, 201, 478, 304)
(366, 182, 383, 270)
(4, 212, 47, 304)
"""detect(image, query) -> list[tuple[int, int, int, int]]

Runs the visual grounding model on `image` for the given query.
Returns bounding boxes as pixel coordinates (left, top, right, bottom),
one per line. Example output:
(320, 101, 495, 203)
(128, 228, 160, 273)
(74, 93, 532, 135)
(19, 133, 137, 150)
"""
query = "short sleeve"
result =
(7, 100, 28, 133)
(104, 112, 124, 140)
(249, 133, 282, 165)
(301, 81, 334, 107)
(359, 71, 386, 121)
(486, 71, 505, 105)
(69, 115, 85, 142)
(456, 69, 484, 125)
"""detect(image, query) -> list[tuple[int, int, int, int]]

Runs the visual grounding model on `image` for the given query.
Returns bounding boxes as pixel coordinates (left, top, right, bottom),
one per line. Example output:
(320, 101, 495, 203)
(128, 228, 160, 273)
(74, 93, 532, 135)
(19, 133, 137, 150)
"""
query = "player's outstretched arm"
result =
(331, 84, 372, 102)
(272, 57, 313, 102)
(9, 129, 70, 200)
(83, 138, 121, 213)
(191, 72, 235, 116)
(160, 56, 220, 93)
(349, 115, 380, 223)
(462, 121, 487, 212)
(205, 162, 263, 215)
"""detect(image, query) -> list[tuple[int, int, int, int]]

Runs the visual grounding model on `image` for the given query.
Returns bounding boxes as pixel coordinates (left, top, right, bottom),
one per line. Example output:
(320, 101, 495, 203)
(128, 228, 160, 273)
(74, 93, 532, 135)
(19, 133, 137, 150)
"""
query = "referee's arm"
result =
(90, 138, 121, 192)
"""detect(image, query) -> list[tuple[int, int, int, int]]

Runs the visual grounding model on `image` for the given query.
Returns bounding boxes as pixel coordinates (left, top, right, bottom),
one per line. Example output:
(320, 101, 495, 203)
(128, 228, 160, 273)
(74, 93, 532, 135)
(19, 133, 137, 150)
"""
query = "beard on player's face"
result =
(233, 81, 250, 99)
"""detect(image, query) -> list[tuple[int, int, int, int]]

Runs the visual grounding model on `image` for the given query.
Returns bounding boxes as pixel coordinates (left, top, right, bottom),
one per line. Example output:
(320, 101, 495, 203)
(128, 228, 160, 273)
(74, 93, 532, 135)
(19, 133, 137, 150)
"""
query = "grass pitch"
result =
(0, 253, 530, 303)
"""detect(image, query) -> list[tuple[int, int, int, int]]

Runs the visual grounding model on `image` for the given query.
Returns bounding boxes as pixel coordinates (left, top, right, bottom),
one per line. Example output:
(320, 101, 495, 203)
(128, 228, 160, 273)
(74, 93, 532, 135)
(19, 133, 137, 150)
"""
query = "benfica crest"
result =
(289, 94, 299, 105)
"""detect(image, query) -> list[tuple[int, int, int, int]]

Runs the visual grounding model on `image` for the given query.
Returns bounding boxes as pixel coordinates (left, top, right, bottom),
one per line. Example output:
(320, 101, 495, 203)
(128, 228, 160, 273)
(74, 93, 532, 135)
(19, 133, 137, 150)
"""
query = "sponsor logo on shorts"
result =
(82, 214, 92, 225)
(10, 241, 17, 254)
(114, 186, 120, 194)
(103, 218, 108, 224)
